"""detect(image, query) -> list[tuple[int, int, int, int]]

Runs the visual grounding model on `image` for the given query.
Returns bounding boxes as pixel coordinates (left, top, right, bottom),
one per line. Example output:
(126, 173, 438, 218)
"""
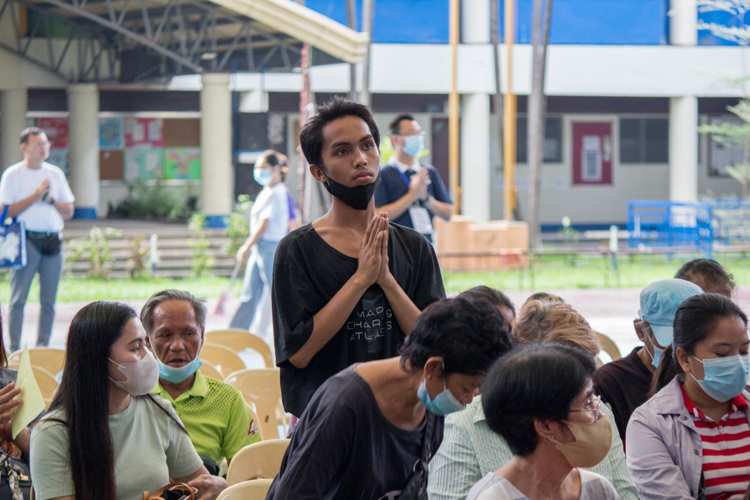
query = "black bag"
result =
(0, 451, 31, 500)
(396, 412, 436, 500)
(26, 232, 61, 256)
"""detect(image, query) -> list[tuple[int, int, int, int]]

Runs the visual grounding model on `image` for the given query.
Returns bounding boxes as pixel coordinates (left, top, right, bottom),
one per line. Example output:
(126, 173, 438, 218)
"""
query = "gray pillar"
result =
(1, 89, 27, 171)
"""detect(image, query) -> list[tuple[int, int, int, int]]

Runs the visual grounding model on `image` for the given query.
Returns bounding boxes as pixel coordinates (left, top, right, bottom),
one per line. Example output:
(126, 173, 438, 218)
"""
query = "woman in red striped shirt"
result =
(627, 293, 750, 500)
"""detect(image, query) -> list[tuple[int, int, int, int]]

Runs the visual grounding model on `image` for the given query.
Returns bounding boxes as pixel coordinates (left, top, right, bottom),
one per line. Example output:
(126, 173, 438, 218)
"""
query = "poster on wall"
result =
(47, 149, 69, 177)
(125, 118, 163, 148)
(125, 147, 163, 180)
(164, 148, 201, 180)
(99, 117, 124, 149)
(37, 117, 68, 149)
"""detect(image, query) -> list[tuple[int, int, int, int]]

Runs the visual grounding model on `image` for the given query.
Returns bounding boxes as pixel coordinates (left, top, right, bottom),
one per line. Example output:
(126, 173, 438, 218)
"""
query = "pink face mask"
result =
(108, 351, 160, 396)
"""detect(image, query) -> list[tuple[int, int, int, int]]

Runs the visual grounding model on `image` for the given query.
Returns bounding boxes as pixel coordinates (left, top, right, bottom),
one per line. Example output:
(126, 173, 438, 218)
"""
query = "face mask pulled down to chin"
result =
(324, 173, 382, 211)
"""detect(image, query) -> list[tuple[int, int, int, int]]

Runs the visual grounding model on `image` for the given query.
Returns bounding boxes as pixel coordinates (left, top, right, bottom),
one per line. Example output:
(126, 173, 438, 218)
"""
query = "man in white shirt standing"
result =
(374, 114, 453, 242)
(0, 127, 75, 352)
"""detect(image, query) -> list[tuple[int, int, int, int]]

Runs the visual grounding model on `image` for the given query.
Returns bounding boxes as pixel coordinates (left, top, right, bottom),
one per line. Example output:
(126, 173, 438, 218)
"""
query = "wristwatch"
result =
(48, 197, 55, 205)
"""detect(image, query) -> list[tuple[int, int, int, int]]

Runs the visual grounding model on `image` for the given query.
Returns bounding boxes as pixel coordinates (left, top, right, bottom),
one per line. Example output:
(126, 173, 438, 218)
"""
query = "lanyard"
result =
(391, 158, 414, 187)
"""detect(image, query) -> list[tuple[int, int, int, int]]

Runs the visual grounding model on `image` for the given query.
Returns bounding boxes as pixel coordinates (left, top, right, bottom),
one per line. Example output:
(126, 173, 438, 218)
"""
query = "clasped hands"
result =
(355, 213, 393, 288)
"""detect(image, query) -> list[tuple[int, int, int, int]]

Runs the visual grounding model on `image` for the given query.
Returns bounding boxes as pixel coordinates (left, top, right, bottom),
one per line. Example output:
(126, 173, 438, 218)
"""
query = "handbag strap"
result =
(0, 206, 8, 225)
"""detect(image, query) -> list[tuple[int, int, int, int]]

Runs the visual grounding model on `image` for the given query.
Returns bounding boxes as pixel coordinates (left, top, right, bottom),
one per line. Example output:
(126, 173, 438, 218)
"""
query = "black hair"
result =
(653, 293, 748, 395)
(389, 114, 416, 136)
(458, 286, 515, 314)
(400, 296, 515, 376)
(299, 97, 380, 172)
(482, 343, 596, 456)
(20, 127, 45, 145)
(675, 259, 735, 297)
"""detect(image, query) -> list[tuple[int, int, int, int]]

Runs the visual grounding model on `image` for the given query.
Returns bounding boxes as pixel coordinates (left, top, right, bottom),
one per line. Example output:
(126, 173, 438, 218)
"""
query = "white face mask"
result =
(108, 351, 160, 396)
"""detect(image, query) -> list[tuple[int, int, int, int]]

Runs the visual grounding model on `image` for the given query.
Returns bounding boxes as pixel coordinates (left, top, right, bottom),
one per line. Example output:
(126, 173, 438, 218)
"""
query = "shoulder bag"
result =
(396, 412, 437, 500)
(143, 483, 197, 500)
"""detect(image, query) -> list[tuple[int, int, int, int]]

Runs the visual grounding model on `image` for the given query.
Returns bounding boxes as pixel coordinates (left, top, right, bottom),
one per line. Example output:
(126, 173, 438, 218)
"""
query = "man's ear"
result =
(145, 334, 152, 351)
(310, 164, 327, 183)
(634, 319, 645, 342)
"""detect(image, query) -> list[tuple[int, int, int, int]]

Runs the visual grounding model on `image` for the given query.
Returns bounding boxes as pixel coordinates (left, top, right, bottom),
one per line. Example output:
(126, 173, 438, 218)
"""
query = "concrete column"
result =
(462, 0, 490, 43)
(1, 89, 27, 171)
(461, 93, 492, 222)
(669, 96, 698, 202)
(669, 0, 697, 46)
(200, 73, 232, 227)
(67, 84, 99, 219)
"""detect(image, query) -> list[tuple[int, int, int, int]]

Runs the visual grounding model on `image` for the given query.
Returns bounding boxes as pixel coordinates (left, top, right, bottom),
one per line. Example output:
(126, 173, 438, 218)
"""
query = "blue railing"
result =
(627, 201, 714, 258)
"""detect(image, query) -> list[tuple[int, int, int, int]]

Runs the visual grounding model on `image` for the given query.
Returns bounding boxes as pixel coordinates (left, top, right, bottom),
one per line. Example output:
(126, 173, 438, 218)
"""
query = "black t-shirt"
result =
(272, 222, 445, 417)
(593, 347, 654, 444)
(266, 366, 444, 500)
(374, 163, 452, 239)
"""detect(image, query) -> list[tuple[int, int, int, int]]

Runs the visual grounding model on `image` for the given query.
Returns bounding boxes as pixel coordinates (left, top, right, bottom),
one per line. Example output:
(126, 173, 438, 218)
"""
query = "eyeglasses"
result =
(569, 394, 602, 415)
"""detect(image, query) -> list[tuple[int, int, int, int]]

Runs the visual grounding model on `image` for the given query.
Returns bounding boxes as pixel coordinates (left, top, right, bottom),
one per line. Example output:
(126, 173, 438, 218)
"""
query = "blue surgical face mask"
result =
(254, 168, 274, 186)
(157, 356, 203, 384)
(402, 135, 424, 158)
(652, 344, 665, 369)
(690, 354, 750, 402)
(417, 365, 466, 416)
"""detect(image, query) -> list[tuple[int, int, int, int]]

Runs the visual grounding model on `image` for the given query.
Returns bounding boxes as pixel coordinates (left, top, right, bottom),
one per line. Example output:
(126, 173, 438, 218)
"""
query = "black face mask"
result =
(324, 173, 382, 210)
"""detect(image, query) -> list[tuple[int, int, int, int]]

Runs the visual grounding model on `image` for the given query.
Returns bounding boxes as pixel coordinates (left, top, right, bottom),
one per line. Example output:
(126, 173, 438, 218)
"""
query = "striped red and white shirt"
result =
(680, 383, 750, 500)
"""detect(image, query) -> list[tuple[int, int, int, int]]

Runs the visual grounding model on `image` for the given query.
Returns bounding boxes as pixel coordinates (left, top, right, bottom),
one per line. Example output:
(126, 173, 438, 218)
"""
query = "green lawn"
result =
(2, 253, 749, 302)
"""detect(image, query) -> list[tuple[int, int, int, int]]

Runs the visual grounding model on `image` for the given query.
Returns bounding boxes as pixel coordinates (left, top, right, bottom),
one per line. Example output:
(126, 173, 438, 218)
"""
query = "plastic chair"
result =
(226, 439, 290, 486)
(199, 362, 224, 382)
(225, 369, 283, 439)
(216, 479, 273, 500)
(8, 348, 65, 377)
(200, 344, 246, 379)
(205, 329, 274, 368)
(595, 332, 622, 362)
(30, 366, 58, 401)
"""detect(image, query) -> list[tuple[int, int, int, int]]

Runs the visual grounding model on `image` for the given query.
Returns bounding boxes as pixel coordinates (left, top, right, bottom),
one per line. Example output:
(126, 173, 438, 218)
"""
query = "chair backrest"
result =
(226, 439, 290, 486)
(595, 331, 622, 363)
(225, 369, 282, 439)
(216, 479, 273, 500)
(205, 330, 274, 368)
(199, 362, 224, 382)
(8, 348, 66, 377)
(200, 344, 246, 379)
(31, 366, 59, 401)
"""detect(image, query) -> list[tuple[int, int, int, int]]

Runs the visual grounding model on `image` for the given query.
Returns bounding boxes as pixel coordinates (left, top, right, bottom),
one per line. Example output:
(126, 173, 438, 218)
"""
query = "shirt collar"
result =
(389, 156, 420, 174)
(152, 369, 209, 403)
(679, 381, 749, 420)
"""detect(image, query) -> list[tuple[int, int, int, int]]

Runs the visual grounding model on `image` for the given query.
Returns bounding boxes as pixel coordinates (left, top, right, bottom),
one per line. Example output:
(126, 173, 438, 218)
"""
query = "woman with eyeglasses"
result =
(467, 343, 618, 500)
(627, 293, 750, 500)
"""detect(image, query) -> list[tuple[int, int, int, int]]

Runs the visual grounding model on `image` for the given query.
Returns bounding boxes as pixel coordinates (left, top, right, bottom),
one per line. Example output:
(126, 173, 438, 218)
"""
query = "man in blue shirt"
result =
(375, 115, 453, 241)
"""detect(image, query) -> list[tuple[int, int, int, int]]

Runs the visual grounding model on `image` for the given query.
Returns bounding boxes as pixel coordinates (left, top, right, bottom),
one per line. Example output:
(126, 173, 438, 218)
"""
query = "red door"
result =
(572, 122, 613, 185)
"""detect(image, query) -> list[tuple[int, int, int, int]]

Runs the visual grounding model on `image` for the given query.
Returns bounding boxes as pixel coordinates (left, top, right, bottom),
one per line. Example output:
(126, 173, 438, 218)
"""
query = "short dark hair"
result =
(400, 296, 515, 376)
(20, 127, 45, 145)
(389, 114, 415, 136)
(140, 289, 207, 334)
(653, 293, 748, 394)
(482, 343, 596, 456)
(299, 97, 380, 171)
(458, 286, 515, 315)
(675, 259, 735, 297)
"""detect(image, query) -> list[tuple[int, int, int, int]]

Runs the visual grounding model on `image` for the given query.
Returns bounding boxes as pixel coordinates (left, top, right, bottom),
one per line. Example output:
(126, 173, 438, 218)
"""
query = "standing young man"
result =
(0, 127, 74, 352)
(273, 99, 445, 419)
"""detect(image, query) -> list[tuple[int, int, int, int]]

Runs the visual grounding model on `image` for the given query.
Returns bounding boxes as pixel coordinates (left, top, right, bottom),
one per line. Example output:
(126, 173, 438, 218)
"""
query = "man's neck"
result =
(160, 373, 196, 401)
(355, 358, 426, 430)
(324, 198, 377, 231)
(23, 158, 43, 170)
(636, 345, 657, 374)
(394, 150, 416, 167)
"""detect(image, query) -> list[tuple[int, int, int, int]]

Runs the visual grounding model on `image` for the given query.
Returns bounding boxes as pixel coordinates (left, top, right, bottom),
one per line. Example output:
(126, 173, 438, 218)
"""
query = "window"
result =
(516, 116, 563, 163)
(619, 117, 668, 163)
(708, 115, 744, 178)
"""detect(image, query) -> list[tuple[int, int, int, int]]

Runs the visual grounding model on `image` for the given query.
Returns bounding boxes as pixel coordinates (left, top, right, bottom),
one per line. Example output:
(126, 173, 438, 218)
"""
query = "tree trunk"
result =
(361, 0, 375, 107)
(527, 0, 553, 248)
(346, 0, 358, 102)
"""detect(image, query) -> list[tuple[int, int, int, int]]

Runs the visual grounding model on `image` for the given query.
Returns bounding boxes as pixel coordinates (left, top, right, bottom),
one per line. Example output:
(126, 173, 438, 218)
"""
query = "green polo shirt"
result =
(152, 369, 261, 464)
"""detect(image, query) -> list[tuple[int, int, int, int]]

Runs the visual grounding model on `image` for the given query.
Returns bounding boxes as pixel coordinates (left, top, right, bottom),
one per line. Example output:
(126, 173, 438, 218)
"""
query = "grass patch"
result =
(2, 253, 749, 302)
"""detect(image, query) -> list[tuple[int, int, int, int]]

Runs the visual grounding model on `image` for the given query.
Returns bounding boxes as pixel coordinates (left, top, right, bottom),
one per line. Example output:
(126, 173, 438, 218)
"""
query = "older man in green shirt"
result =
(142, 290, 261, 470)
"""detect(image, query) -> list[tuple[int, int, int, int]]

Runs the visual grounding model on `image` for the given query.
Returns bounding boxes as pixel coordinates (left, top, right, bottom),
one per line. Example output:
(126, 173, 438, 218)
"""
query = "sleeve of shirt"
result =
(30, 420, 75, 500)
(222, 391, 262, 461)
(257, 193, 275, 221)
(626, 408, 694, 500)
(268, 389, 356, 499)
(163, 403, 204, 479)
(272, 238, 318, 365)
(428, 167, 451, 204)
(594, 367, 627, 442)
(0, 170, 14, 206)
(602, 405, 639, 500)
(427, 414, 482, 500)
(411, 232, 447, 309)
(53, 168, 75, 203)
(374, 168, 393, 207)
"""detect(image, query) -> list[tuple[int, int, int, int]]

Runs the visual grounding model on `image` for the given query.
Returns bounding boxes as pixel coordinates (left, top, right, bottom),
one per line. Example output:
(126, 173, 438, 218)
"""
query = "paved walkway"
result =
(3, 286, 750, 366)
